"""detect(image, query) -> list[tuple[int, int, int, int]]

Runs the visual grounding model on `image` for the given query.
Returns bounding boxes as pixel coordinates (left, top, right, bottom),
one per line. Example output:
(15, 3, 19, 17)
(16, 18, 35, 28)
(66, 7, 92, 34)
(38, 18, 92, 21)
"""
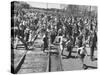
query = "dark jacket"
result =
(43, 36, 48, 48)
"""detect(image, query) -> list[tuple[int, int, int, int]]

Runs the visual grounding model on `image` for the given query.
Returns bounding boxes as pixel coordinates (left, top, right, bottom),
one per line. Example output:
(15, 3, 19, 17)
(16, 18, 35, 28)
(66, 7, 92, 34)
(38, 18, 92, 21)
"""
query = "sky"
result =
(26, 1, 97, 12)
(26, 1, 61, 9)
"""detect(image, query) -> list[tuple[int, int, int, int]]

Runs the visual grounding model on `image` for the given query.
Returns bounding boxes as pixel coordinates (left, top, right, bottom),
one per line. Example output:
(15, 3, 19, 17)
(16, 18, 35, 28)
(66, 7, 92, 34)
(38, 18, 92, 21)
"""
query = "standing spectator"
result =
(50, 30, 57, 44)
(24, 28, 30, 42)
(89, 31, 97, 61)
(77, 32, 83, 48)
(66, 36, 73, 58)
(43, 32, 49, 52)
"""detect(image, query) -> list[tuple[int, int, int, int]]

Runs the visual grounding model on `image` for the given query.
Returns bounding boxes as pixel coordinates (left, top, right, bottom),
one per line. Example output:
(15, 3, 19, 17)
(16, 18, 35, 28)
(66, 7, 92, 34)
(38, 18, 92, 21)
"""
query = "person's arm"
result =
(84, 47, 88, 56)
(53, 36, 57, 44)
(65, 40, 70, 46)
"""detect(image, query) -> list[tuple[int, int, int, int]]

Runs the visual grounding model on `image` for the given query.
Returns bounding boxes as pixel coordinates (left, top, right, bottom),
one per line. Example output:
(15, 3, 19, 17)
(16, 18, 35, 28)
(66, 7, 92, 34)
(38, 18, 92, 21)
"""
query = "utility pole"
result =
(46, 2, 51, 72)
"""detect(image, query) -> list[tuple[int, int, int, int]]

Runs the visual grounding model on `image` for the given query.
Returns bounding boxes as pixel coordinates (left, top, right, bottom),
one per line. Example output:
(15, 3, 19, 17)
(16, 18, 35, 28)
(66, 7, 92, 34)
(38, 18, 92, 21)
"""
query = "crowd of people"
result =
(11, 7, 97, 69)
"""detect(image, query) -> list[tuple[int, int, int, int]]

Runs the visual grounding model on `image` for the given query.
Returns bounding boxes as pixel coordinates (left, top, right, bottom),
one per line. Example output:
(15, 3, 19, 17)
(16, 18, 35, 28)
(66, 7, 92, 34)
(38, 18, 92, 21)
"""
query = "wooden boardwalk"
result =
(13, 38, 63, 74)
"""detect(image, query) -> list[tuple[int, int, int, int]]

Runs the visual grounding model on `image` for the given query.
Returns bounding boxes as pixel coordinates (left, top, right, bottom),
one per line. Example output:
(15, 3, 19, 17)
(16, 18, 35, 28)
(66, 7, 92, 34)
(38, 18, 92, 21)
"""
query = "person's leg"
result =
(52, 35, 56, 44)
(81, 57, 84, 67)
(91, 46, 94, 61)
(68, 46, 72, 57)
(43, 47, 45, 52)
(14, 36, 19, 49)
(81, 55, 88, 69)
(25, 34, 28, 42)
(28, 33, 32, 42)
(61, 45, 64, 56)
(73, 36, 76, 46)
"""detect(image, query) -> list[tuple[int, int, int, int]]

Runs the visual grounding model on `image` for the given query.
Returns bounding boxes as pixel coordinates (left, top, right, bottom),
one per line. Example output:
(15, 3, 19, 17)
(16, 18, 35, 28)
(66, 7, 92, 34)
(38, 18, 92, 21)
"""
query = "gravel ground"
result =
(62, 47, 97, 71)
(12, 38, 97, 74)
